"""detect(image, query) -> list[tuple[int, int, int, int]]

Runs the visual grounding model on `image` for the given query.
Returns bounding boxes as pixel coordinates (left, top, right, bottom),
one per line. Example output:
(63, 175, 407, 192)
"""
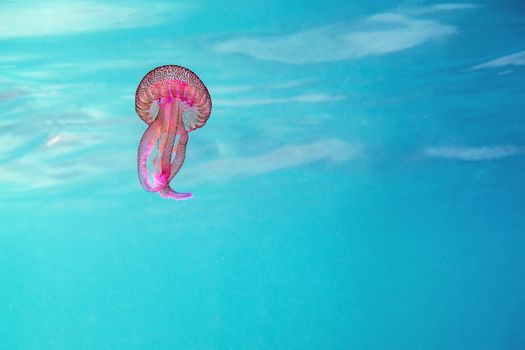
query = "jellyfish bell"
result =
(135, 65, 212, 200)
(135, 65, 212, 128)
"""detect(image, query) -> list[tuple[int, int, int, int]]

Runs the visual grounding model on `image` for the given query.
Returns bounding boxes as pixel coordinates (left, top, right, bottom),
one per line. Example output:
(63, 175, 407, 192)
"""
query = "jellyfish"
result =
(135, 65, 212, 200)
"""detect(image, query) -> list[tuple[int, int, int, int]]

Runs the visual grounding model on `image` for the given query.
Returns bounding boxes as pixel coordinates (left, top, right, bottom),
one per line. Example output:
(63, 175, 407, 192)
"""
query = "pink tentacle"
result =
(137, 118, 165, 192)
(159, 185, 193, 200)
(137, 97, 192, 199)
(168, 130, 189, 182)
(160, 98, 179, 176)
(158, 128, 192, 200)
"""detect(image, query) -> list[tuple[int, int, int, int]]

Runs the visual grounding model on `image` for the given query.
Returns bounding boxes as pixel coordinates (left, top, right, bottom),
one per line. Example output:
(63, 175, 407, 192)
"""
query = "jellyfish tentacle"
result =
(158, 97, 179, 177)
(137, 117, 166, 192)
(150, 113, 164, 187)
(150, 96, 192, 200)
(158, 130, 192, 200)
(168, 129, 188, 182)
(158, 185, 192, 200)
(159, 100, 192, 200)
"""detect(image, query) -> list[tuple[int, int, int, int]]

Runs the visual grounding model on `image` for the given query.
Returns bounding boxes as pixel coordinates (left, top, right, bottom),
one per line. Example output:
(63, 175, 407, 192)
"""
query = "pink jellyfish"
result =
(135, 65, 212, 200)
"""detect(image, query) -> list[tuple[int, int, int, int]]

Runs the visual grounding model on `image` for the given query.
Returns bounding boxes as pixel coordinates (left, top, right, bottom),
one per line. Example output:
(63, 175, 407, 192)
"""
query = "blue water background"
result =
(1, 1, 525, 349)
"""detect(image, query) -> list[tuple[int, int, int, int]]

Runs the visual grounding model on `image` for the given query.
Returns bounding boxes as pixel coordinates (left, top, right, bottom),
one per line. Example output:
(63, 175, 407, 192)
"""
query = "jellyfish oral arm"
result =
(160, 97, 192, 200)
(137, 96, 192, 200)
(169, 130, 188, 182)
(137, 117, 164, 192)
(158, 129, 190, 199)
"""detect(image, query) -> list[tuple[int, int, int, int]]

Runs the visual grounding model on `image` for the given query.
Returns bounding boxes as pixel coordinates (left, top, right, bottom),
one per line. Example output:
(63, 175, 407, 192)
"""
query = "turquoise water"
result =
(1, 1, 525, 349)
